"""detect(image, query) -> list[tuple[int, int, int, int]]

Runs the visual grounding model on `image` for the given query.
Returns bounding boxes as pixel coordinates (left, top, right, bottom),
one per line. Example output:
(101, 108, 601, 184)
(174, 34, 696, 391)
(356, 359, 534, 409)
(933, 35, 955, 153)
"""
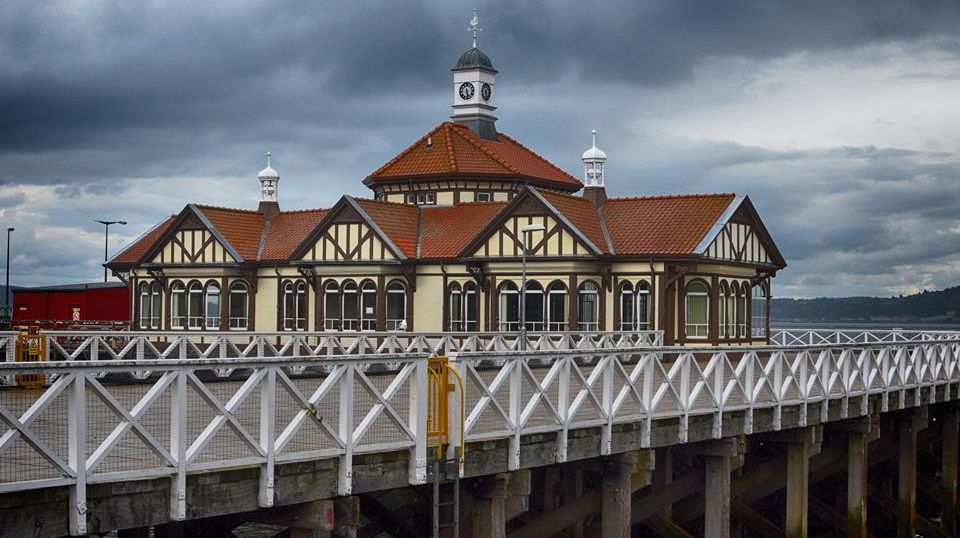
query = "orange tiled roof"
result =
(196, 205, 264, 261)
(535, 189, 609, 254)
(261, 209, 329, 261)
(353, 198, 420, 258)
(603, 194, 736, 255)
(367, 122, 582, 190)
(110, 215, 177, 264)
(420, 202, 507, 259)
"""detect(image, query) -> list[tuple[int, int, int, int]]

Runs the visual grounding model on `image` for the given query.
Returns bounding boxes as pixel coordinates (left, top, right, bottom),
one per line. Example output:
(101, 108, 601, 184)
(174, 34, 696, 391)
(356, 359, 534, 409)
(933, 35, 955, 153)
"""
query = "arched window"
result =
(341, 280, 358, 331)
(619, 281, 635, 331)
(637, 280, 651, 330)
(170, 281, 186, 329)
(187, 281, 203, 329)
(448, 281, 479, 332)
(498, 281, 520, 332)
(547, 281, 568, 332)
(577, 281, 600, 331)
(323, 280, 341, 330)
(684, 280, 709, 339)
(726, 282, 738, 339)
(448, 282, 463, 331)
(524, 281, 544, 332)
(463, 281, 478, 331)
(751, 283, 767, 339)
(360, 280, 377, 331)
(229, 281, 249, 330)
(737, 283, 747, 338)
(204, 282, 220, 329)
(718, 281, 729, 339)
(283, 280, 307, 331)
(138, 283, 151, 330)
(386, 280, 407, 331)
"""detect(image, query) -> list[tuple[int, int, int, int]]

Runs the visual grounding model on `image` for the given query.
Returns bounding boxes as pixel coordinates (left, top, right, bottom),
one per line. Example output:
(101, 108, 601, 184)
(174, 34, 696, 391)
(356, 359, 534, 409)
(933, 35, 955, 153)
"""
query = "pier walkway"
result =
(0, 329, 958, 537)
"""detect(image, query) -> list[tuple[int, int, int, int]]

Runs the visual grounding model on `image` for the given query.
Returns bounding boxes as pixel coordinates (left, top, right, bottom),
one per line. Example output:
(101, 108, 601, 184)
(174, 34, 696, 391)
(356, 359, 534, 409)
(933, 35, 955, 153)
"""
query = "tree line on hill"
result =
(772, 285, 960, 323)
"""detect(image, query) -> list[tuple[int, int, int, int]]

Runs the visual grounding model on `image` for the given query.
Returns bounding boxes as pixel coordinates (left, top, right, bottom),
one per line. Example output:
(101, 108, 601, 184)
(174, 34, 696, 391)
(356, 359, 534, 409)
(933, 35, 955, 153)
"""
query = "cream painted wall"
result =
(437, 191, 455, 206)
(414, 273, 445, 331)
(255, 274, 278, 331)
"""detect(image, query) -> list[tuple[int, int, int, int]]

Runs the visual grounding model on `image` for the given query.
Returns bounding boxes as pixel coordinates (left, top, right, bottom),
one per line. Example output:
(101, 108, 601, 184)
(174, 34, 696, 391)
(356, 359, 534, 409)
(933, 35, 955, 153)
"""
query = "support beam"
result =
(474, 473, 511, 538)
(942, 406, 959, 536)
(653, 447, 674, 519)
(333, 496, 360, 538)
(779, 430, 812, 538)
(562, 464, 584, 538)
(898, 414, 926, 538)
(602, 453, 636, 538)
(704, 454, 731, 538)
(731, 501, 781, 538)
(847, 429, 869, 538)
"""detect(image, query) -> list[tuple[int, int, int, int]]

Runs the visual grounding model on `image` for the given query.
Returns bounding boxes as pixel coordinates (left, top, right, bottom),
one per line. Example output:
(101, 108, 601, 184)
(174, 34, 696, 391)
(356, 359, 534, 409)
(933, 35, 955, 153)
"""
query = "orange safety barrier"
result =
(14, 326, 46, 389)
(427, 356, 465, 462)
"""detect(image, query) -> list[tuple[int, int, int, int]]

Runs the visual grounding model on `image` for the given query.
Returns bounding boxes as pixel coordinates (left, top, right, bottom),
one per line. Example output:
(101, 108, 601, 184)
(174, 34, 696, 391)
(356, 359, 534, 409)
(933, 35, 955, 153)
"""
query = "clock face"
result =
(458, 82, 475, 101)
(481, 83, 492, 101)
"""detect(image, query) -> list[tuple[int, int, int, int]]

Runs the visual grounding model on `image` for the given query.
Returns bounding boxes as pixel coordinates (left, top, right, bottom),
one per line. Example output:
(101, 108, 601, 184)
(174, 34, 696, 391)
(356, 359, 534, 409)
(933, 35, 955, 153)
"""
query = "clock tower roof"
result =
(454, 47, 497, 73)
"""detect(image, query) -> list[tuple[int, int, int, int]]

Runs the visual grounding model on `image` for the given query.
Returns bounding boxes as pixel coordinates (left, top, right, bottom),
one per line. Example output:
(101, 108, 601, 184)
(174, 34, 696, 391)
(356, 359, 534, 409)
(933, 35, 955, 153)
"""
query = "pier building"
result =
(106, 22, 785, 347)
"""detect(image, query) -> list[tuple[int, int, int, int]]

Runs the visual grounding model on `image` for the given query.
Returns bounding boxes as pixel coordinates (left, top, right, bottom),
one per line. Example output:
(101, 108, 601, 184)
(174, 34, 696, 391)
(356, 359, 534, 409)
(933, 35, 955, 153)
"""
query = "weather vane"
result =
(468, 8, 482, 48)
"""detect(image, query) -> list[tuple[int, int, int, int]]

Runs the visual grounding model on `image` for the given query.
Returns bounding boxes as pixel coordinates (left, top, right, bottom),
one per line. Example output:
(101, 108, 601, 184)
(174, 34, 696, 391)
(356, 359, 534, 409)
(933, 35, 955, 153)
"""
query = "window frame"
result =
(577, 280, 600, 331)
(228, 281, 249, 331)
(386, 280, 407, 331)
(684, 280, 710, 340)
(187, 281, 204, 330)
(170, 281, 186, 329)
(204, 281, 221, 330)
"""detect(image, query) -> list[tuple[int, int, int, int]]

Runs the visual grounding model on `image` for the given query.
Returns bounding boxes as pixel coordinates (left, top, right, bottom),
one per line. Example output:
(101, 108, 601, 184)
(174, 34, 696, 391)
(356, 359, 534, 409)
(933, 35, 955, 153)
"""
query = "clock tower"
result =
(451, 10, 498, 140)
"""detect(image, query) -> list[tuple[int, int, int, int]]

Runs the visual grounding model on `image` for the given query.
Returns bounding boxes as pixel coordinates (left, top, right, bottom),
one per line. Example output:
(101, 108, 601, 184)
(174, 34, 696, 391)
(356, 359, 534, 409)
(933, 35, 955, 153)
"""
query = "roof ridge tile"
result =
(606, 192, 736, 202)
(367, 123, 448, 179)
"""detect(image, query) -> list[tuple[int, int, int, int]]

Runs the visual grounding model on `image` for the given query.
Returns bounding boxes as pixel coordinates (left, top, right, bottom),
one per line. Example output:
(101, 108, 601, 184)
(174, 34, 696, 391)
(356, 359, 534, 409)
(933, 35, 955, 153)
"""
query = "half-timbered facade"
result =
(107, 35, 786, 346)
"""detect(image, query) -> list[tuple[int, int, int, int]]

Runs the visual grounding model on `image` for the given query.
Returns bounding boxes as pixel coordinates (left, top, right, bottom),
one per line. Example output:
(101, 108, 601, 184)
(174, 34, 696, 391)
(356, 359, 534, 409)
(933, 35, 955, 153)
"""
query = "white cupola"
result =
(258, 152, 279, 203)
(257, 152, 281, 218)
(451, 9, 499, 140)
(581, 130, 607, 187)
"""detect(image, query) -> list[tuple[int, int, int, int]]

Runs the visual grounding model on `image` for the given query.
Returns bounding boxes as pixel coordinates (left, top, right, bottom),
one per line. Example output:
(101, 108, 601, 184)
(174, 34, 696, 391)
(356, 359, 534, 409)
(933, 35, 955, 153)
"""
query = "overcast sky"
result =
(1, 0, 959, 298)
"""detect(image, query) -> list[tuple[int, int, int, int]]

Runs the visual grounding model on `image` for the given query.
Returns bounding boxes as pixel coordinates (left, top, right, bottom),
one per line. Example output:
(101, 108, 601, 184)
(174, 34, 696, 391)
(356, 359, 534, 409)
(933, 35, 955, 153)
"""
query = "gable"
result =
(700, 198, 785, 267)
(705, 220, 772, 265)
(151, 214, 237, 264)
(467, 196, 596, 258)
(296, 201, 403, 263)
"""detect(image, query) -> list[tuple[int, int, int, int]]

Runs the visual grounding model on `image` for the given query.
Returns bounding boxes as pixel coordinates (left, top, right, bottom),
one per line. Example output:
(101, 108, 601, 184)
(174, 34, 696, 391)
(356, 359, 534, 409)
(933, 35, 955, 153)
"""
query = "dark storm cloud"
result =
(0, 0, 958, 294)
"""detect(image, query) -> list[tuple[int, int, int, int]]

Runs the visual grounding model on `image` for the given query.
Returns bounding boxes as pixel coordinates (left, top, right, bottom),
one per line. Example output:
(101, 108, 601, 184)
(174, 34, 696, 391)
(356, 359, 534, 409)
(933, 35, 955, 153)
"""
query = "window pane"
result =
(620, 292, 634, 331)
(230, 286, 248, 330)
(637, 290, 650, 330)
(548, 290, 567, 331)
(449, 289, 462, 331)
(205, 285, 220, 329)
(524, 288, 543, 331)
(387, 282, 406, 331)
(578, 284, 598, 330)
(464, 285, 478, 331)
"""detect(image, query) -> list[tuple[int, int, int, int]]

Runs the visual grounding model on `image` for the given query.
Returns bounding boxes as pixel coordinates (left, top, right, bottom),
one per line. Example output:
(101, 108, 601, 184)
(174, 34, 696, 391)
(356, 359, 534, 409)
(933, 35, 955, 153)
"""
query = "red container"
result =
(12, 282, 129, 329)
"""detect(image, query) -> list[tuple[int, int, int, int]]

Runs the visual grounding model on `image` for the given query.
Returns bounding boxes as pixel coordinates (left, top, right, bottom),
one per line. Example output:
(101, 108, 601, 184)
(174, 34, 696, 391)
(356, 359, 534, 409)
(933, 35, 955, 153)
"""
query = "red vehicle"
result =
(11, 282, 129, 330)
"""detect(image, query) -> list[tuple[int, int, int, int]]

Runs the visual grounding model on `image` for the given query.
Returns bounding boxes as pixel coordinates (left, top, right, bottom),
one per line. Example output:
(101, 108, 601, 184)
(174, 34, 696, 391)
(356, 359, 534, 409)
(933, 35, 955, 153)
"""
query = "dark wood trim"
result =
(442, 274, 450, 332)
(376, 274, 386, 332)
(612, 275, 619, 331)
(709, 275, 720, 345)
(567, 275, 578, 331)
(219, 276, 229, 330)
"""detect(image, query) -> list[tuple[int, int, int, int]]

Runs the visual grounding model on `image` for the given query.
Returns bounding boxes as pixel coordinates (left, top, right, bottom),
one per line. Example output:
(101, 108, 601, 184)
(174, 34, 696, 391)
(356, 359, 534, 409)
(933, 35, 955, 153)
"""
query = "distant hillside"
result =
(772, 286, 960, 323)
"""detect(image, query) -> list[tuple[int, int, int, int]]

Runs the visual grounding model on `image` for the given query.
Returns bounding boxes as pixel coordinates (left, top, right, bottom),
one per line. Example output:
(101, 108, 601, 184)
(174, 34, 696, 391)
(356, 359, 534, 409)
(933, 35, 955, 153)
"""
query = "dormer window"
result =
(476, 191, 492, 202)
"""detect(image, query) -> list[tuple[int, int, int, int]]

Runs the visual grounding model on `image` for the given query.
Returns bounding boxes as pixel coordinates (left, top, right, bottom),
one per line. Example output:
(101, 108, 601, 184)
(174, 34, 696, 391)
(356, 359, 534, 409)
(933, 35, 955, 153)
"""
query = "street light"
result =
(95, 220, 127, 283)
(4, 227, 12, 319)
(519, 223, 546, 350)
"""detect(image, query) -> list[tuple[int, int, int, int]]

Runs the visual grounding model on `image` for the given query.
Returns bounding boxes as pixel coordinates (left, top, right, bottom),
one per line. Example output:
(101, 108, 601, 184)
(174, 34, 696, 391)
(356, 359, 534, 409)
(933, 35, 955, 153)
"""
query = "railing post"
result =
(557, 356, 571, 462)
(447, 353, 465, 476)
(339, 363, 355, 495)
(601, 354, 614, 455)
(170, 370, 187, 521)
(509, 356, 522, 470)
(410, 357, 428, 485)
(259, 366, 276, 507)
(68, 373, 87, 536)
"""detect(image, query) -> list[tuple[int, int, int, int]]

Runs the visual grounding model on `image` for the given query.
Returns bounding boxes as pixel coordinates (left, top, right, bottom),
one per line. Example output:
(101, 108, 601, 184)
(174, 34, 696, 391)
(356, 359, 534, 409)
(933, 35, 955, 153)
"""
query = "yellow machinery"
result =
(14, 326, 46, 389)
(427, 356, 465, 462)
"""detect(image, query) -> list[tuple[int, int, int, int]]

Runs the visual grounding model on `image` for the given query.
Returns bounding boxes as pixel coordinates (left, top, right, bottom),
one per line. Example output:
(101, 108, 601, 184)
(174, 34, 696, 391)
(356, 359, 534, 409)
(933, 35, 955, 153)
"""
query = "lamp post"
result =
(519, 223, 545, 350)
(95, 220, 126, 282)
(4, 227, 12, 319)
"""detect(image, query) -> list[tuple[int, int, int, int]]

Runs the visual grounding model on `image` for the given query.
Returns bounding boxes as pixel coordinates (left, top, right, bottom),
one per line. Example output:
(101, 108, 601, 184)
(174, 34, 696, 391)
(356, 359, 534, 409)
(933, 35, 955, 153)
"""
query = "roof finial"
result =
(591, 129, 597, 148)
(266, 151, 272, 168)
(468, 8, 482, 48)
